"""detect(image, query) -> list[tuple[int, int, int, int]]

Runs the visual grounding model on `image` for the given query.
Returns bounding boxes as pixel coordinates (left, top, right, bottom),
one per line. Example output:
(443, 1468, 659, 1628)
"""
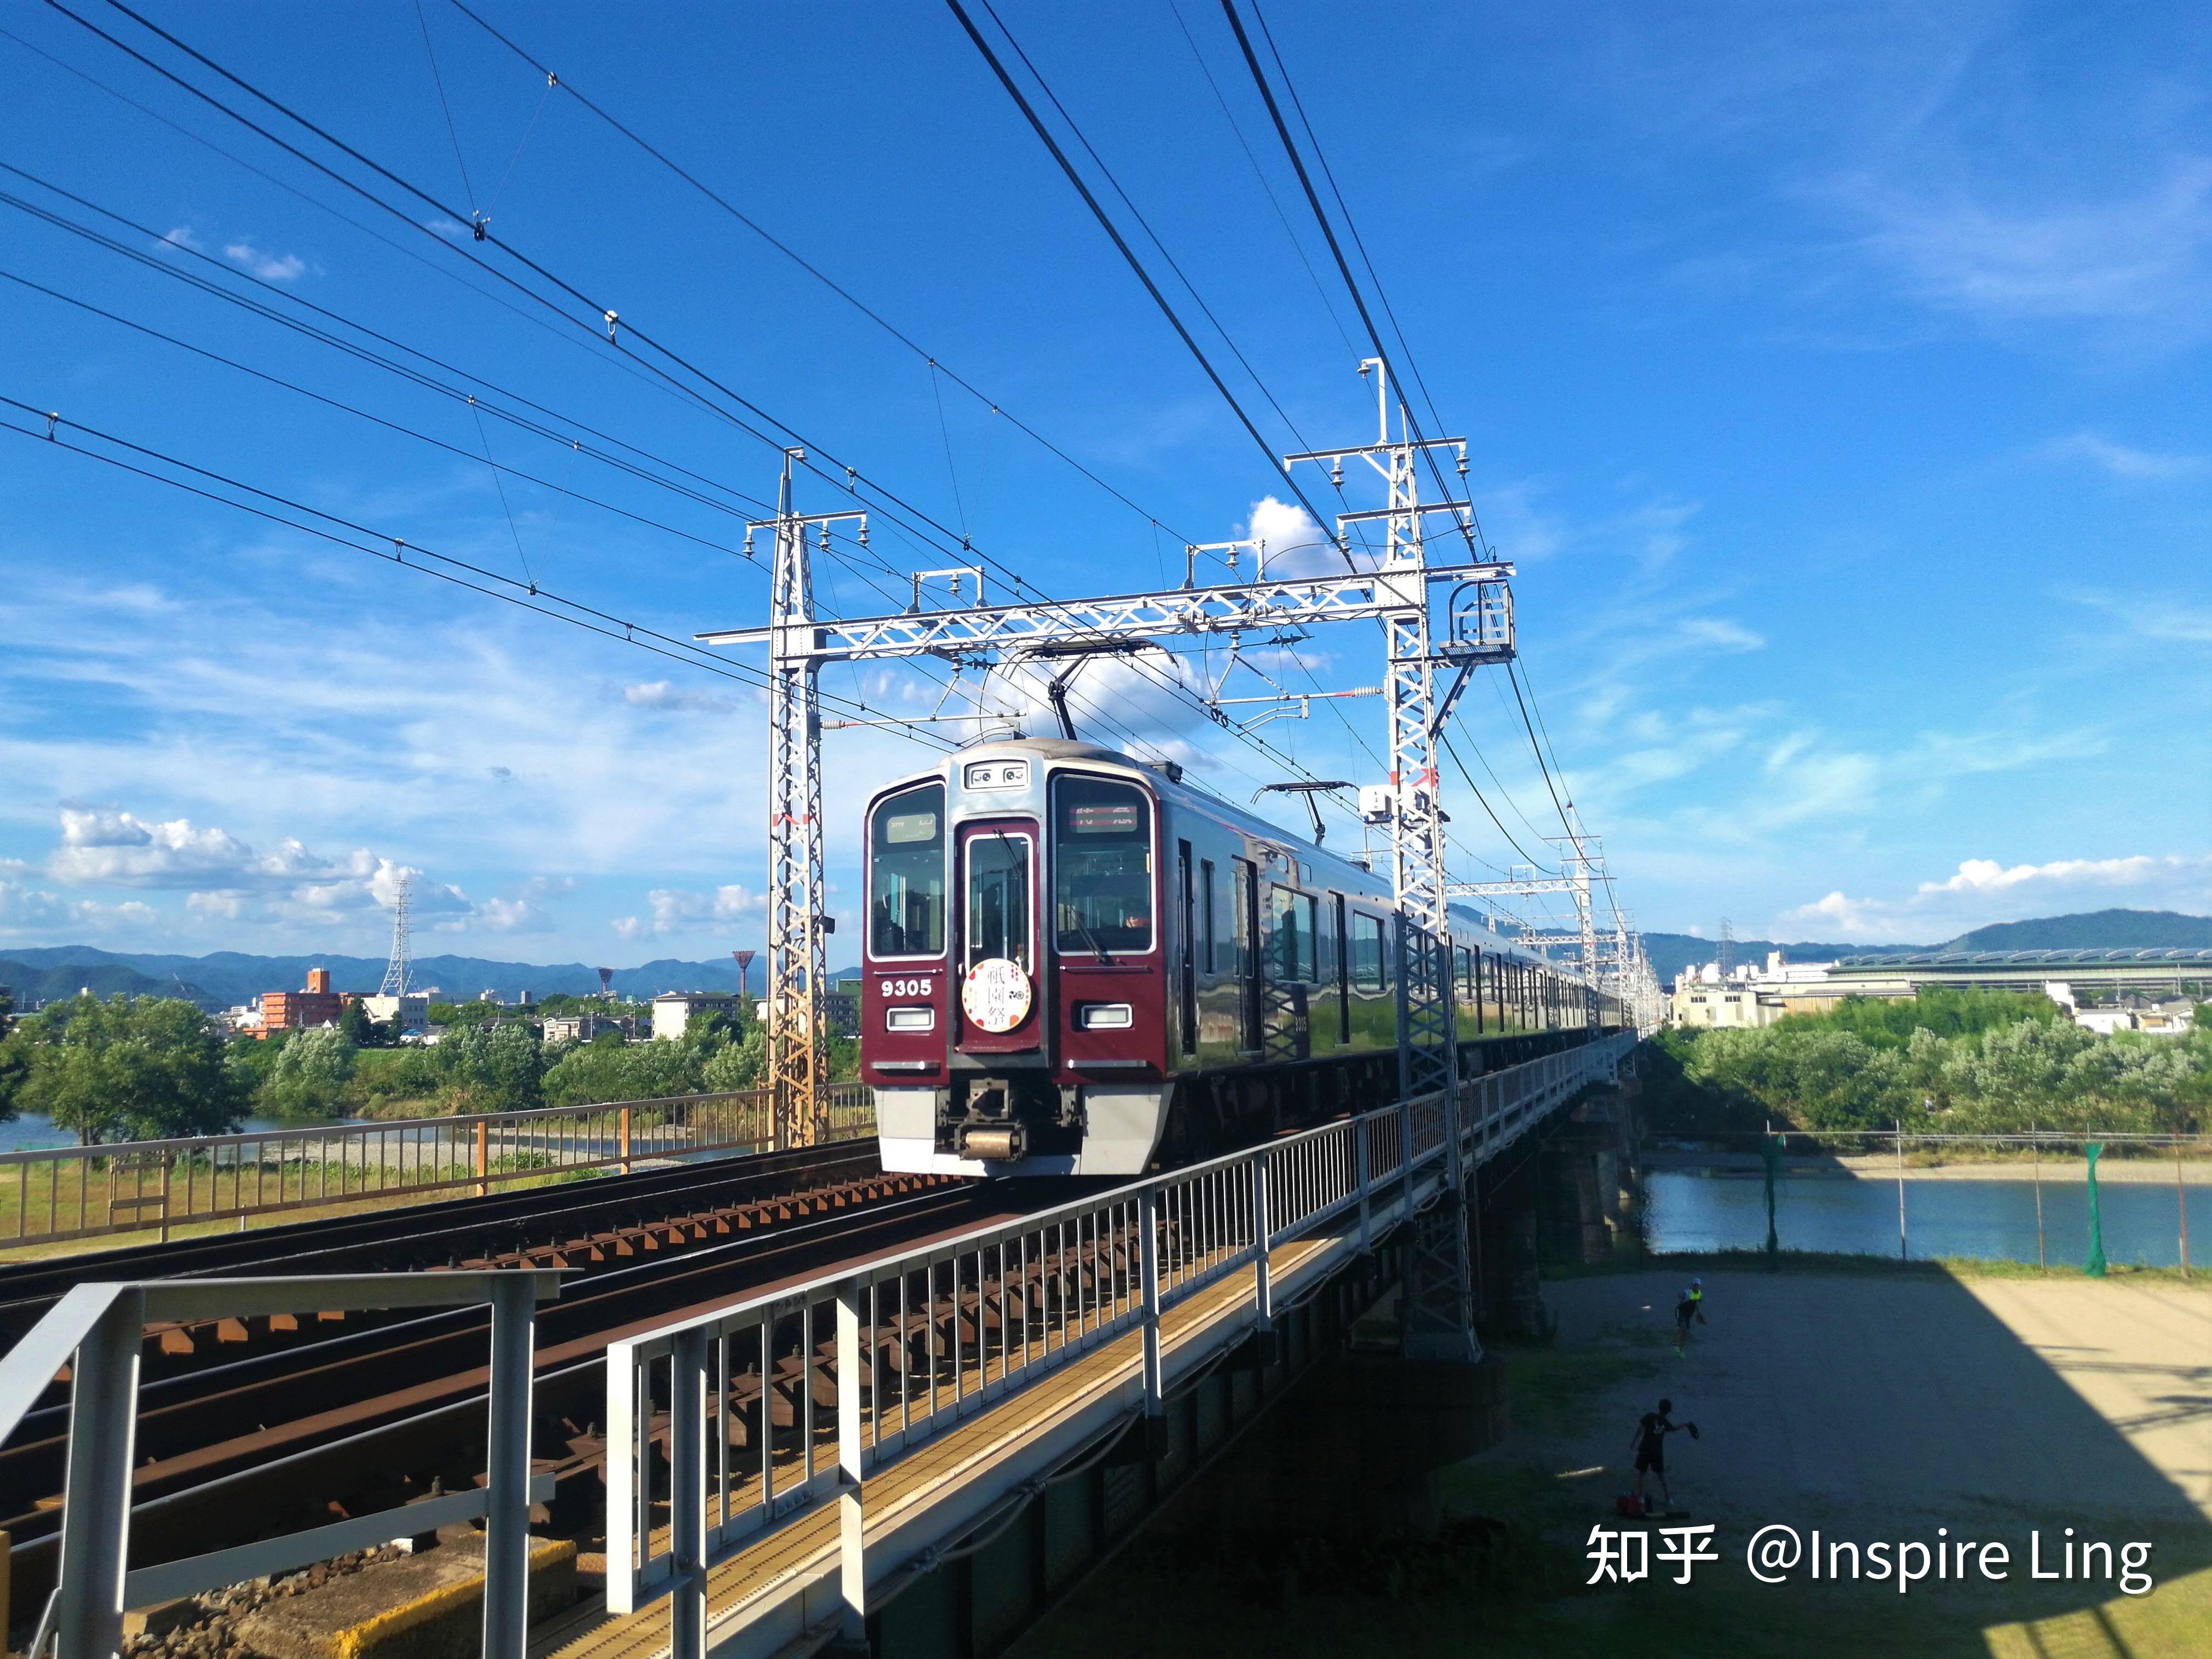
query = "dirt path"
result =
(1539, 1270, 2212, 1529)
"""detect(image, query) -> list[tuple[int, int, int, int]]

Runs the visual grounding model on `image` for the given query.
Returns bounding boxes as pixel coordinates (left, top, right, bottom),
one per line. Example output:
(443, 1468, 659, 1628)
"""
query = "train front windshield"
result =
(1053, 777, 1153, 956)
(870, 783, 945, 957)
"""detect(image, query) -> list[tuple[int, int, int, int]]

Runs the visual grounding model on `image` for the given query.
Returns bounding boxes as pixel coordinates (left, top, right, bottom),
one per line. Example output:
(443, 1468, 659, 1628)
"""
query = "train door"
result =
(957, 820, 1039, 1053)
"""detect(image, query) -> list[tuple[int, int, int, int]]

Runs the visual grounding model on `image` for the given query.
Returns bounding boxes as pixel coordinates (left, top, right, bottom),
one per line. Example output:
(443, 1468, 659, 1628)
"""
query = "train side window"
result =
(1349, 912, 1386, 992)
(1233, 858, 1257, 980)
(1331, 894, 1349, 1043)
(1267, 886, 1318, 982)
(1202, 859, 1218, 974)
(869, 782, 945, 958)
(1052, 776, 1153, 955)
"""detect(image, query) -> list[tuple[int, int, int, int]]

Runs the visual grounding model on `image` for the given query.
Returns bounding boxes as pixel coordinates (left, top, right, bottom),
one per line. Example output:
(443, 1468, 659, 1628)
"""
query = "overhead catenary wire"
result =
(0, 164, 778, 524)
(0, 260, 748, 561)
(0, 20, 704, 417)
(1164, 0, 1359, 361)
(47, 0, 1371, 823)
(941, 0, 1348, 572)
(443, 0, 1198, 550)
(940, 0, 1392, 783)
(0, 395, 958, 745)
(1223, 0, 1591, 849)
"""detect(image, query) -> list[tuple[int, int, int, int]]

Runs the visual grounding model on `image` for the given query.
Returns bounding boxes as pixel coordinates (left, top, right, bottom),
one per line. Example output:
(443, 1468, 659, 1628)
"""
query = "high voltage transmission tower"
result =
(699, 365, 1515, 1147)
(378, 872, 412, 996)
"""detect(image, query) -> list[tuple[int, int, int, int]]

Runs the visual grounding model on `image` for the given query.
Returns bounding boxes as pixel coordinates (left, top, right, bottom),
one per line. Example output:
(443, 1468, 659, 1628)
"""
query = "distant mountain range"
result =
(0, 946, 803, 1010)
(1643, 908, 2212, 984)
(4, 909, 2205, 1011)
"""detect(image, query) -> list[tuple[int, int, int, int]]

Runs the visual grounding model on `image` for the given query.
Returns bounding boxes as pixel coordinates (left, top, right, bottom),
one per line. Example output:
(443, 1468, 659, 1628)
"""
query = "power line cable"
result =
(941, 0, 1346, 566)
(443, 0, 1197, 549)
(410, 0, 477, 211)
(1226, 1, 1591, 847)
(978, 0, 1318, 455)
(0, 165, 774, 524)
(1164, 0, 1358, 360)
(941, 0, 1386, 784)
(1440, 732, 1549, 871)
(0, 20, 692, 414)
(0, 261, 744, 562)
(0, 394, 956, 743)
(50, 0, 1355, 814)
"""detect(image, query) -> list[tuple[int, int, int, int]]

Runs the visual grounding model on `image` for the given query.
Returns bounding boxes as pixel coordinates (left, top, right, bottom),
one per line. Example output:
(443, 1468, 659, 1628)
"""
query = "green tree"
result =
(542, 1037, 702, 1107)
(9, 996, 246, 1144)
(701, 1025, 767, 1092)
(341, 998, 376, 1048)
(438, 1020, 544, 1113)
(261, 1025, 358, 1118)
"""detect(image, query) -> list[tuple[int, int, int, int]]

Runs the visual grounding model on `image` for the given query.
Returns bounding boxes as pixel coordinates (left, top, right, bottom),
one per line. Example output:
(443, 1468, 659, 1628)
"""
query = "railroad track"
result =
(0, 1141, 1100, 1618)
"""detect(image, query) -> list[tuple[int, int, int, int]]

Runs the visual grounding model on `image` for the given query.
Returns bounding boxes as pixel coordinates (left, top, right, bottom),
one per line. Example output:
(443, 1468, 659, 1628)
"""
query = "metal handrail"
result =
(1, 1272, 564, 1659)
(604, 1030, 1635, 1639)
(0, 1082, 873, 1248)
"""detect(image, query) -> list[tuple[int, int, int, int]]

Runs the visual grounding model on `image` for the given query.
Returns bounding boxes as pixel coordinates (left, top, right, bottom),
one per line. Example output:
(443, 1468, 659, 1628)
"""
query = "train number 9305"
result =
(880, 977, 935, 998)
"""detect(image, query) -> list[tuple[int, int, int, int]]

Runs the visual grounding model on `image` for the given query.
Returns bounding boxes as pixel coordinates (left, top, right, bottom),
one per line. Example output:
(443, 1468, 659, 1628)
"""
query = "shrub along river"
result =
(1645, 1166, 2211, 1268)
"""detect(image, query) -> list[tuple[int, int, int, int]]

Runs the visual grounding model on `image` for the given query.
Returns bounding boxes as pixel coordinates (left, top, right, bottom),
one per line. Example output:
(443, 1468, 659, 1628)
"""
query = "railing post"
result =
(618, 1105, 633, 1176)
(1354, 1115, 1372, 1255)
(55, 1290, 141, 1659)
(835, 1277, 869, 1652)
(1139, 1186, 1164, 1425)
(1251, 1153, 1273, 1331)
(480, 1275, 537, 1659)
(669, 1326, 709, 1659)
(602, 1342, 641, 1615)
(473, 1120, 490, 1199)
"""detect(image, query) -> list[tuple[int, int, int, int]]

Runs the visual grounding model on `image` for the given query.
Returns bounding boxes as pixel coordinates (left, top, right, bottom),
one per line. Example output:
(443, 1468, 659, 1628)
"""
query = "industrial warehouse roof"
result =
(1832, 949, 2212, 969)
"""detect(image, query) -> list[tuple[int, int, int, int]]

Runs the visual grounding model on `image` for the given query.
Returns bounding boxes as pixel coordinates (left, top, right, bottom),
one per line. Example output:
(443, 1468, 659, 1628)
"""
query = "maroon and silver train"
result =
(863, 737, 1625, 1178)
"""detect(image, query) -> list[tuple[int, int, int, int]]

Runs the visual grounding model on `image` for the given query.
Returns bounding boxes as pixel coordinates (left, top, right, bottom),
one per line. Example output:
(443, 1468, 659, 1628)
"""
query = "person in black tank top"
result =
(1632, 1397, 1683, 1512)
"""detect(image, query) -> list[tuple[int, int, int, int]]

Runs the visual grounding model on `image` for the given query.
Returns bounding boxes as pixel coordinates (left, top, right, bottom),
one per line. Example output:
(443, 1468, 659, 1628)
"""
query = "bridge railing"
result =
(605, 1030, 1634, 1647)
(0, 1270, 563, 1659)
(0, 1083, 873, 1250)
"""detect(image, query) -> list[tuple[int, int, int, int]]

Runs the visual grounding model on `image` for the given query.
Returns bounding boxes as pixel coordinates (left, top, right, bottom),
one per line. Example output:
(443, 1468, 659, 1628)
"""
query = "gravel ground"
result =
(122, 1547, 411, 1659)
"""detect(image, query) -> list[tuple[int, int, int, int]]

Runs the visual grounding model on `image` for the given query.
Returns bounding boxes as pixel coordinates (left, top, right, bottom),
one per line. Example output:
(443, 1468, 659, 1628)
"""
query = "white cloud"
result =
(159, 226, 203, 254)
(618, 680, 742, 713)
(0, 877, 159, 938)
(1915, 854, 2186, 896)
(1780, 853, 2212, 942)
(1237, 497, 1341, 578)
(1840, 156, 2212, 338)
(612, 884, 769, 940)
(2040, 432, 2205, 481)
(221, 241, 307, 282)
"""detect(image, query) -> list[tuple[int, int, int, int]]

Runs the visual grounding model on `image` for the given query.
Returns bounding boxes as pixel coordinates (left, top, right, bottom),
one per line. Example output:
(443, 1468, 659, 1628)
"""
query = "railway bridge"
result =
(2, 1028, 1637, 1659)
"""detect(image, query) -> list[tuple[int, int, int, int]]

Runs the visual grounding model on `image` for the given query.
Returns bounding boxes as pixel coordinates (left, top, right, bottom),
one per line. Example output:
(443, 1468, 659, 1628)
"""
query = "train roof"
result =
(871, 734, 1590, 985)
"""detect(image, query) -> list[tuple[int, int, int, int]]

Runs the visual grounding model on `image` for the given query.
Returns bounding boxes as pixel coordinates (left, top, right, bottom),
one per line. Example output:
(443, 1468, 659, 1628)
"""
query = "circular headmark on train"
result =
(962, 957, 1033, 1034)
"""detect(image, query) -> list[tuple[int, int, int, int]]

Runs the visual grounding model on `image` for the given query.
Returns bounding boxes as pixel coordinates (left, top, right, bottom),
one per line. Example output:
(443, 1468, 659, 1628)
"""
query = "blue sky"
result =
(1, 0, 2206, 966)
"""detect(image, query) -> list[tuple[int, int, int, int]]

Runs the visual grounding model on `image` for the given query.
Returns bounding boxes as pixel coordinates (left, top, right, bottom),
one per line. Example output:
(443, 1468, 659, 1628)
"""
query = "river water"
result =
(0, 1111, 337, 1153)
(1645, 1169, 2212, 1269)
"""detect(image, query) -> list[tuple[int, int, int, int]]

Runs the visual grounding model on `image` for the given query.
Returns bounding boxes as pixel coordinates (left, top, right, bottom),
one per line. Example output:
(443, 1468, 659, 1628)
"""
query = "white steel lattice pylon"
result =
(1282, 360, 1486, 940)
(378, 872, 411, 996)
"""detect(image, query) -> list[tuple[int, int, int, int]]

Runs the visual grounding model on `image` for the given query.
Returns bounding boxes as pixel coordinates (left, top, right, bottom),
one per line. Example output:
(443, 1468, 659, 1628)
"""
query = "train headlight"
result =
(886, 1006, 936, 1032)
(1076, 1002, 1133, 1030)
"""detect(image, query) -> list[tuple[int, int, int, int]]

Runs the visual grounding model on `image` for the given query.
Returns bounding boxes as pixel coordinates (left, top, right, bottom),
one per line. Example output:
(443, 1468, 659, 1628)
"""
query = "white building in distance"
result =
(652, 992, 740, 1042)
